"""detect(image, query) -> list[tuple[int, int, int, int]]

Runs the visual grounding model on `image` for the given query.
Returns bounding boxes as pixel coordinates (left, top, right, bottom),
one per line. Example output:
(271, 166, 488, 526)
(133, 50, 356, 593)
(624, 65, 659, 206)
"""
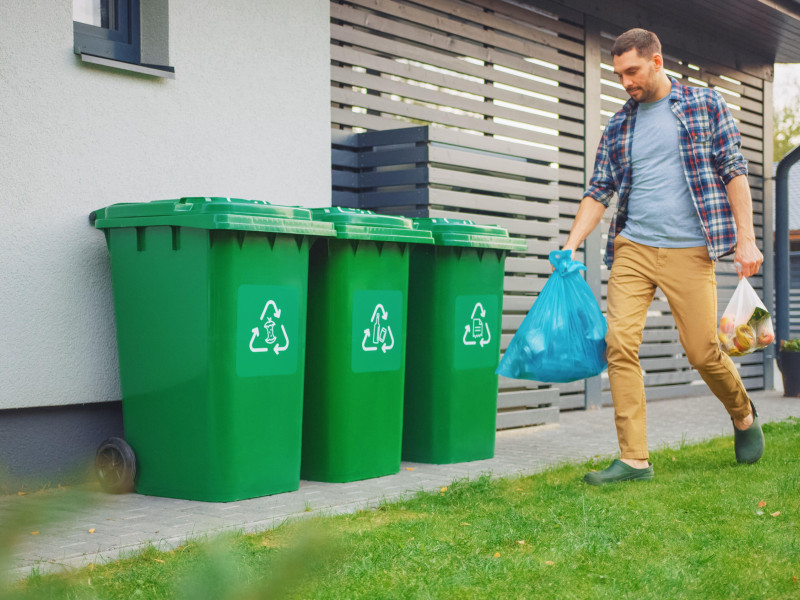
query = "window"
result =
(73, 0, 173, 78)
(73, 0, 140, 64)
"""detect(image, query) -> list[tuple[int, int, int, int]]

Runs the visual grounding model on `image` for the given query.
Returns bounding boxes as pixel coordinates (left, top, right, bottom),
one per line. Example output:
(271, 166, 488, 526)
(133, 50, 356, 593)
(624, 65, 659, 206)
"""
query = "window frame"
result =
(73, 0, 141, 66)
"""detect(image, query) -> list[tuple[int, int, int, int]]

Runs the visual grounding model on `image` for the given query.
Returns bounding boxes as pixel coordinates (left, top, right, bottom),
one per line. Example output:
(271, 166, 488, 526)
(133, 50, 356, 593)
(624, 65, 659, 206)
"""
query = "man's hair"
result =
(611, 28, 661, 58)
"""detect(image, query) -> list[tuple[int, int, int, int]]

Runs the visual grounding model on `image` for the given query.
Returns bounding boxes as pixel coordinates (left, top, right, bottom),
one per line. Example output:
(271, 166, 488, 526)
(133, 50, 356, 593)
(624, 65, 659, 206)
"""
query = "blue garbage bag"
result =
(496, 250, 607, 383)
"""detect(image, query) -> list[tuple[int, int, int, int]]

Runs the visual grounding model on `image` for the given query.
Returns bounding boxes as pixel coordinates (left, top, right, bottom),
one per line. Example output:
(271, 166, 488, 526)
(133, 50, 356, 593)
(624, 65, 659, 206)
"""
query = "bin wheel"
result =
(95, 437, 136, 494)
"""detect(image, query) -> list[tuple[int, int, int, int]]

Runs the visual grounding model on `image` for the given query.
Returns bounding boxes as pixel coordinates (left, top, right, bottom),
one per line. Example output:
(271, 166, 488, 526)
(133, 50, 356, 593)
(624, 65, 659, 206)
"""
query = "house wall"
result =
(0, 0, 331, 412)
(0, 1, 331, 483)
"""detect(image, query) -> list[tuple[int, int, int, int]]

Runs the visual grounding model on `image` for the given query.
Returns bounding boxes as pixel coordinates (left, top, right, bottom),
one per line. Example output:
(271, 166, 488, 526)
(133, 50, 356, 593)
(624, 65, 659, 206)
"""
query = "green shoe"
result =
(584, 459, 654, 486)
(734, 400, 764, 464)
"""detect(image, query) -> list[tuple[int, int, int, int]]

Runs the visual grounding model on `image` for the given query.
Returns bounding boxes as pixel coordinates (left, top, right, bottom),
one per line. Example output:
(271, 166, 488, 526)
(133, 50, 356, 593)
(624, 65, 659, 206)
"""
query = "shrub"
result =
(780, 338, 800, 352)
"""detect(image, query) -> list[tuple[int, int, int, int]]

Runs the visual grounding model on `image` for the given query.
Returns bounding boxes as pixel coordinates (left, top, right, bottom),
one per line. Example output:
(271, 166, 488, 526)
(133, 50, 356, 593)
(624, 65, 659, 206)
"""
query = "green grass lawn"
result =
(6, 418, 800, 600)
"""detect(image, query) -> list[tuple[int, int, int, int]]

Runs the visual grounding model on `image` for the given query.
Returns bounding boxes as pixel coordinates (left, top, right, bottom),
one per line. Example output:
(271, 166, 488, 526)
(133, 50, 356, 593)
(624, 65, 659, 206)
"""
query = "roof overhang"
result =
(548, 0, 800, 79)
(665, 0, 800, 64)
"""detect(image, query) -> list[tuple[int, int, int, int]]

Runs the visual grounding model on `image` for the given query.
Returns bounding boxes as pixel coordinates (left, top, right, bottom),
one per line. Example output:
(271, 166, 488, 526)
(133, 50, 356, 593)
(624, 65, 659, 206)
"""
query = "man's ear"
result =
(652, 53, 664, 71)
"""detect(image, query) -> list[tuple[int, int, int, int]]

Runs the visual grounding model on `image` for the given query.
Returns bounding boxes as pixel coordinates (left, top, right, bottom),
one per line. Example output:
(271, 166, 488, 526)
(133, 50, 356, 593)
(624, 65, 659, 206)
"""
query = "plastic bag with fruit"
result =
(717, 272, 774, 357)
(496, 250, 607, 383)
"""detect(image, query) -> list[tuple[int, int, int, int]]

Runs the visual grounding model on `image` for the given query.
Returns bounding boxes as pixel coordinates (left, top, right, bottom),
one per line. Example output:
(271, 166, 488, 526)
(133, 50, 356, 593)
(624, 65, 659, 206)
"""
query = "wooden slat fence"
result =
(331, 0, 586, 426)
(333, 125, 564, 427)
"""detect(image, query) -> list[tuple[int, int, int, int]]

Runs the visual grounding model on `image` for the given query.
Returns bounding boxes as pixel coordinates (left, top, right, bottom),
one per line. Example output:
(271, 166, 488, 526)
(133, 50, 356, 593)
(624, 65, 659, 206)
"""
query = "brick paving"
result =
(3, 389, 799, 580)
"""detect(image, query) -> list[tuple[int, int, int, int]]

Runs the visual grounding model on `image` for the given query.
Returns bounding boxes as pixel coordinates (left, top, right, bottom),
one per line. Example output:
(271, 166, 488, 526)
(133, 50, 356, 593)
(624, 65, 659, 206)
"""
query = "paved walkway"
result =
(3, 389, 799, 580)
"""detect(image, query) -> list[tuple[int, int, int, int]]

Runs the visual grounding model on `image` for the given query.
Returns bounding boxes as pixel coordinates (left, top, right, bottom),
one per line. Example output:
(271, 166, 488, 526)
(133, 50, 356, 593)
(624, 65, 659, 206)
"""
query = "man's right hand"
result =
(554, 245, 578, 271)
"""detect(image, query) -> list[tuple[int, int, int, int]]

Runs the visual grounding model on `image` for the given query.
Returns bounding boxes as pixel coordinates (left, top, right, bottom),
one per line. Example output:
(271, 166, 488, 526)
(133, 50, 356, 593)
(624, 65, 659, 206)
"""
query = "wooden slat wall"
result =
(595, 31, 769, 403)
(331, 0, 586, 425)
(332, 130, 362, 208)
(332, 126, 562, 428)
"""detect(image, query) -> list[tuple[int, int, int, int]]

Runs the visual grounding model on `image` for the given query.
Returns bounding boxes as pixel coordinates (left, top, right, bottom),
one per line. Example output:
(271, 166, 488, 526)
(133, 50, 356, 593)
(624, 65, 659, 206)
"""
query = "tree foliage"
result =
(774, 94, 800, 162)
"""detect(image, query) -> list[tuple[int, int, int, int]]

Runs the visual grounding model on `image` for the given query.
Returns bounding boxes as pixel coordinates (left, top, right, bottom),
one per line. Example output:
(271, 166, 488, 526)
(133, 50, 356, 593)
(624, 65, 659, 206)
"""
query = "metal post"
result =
(775, 145, 800, 350)
(762, 79, 775, 390)
(583, 18, 603, 409)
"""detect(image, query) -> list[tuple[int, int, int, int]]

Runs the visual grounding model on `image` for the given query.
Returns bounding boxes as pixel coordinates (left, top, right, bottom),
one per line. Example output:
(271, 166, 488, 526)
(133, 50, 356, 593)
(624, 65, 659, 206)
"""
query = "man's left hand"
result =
(733, 238, 763, 278)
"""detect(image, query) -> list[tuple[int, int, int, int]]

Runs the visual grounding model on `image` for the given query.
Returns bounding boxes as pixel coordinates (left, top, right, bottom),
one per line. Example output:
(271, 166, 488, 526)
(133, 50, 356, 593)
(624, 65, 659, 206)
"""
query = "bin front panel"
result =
(206, 231, 309, 501)
(302, 238, 409, 482)
(403, 245, 505, 464)
(111, 226, 309, 501)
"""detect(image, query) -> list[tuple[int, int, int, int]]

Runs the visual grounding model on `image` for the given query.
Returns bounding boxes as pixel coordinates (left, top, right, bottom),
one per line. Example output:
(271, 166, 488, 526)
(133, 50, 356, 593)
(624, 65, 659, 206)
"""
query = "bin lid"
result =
(90, 197, 337, 236)
(309, 207, 433, 244)
(412, 218, 527, 250)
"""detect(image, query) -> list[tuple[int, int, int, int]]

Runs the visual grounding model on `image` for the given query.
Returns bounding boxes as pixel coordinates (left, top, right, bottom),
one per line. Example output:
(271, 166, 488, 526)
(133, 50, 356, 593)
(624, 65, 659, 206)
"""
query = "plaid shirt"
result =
(585, 78, 747, 268)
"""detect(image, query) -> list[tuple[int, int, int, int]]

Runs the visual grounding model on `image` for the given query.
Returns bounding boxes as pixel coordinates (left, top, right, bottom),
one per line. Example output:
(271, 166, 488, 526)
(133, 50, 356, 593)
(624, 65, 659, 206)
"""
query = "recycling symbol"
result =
(362, 304, 395, 354)
(249, 300, 290, 354)
(463, 302, 491, 347)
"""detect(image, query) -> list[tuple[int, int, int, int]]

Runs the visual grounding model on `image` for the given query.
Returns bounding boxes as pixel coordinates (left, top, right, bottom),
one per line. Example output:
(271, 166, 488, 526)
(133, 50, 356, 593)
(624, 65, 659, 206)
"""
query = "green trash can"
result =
(402, 218, 526, 464)
(90, 197, 335, 502)
(301, 208, 433, 482)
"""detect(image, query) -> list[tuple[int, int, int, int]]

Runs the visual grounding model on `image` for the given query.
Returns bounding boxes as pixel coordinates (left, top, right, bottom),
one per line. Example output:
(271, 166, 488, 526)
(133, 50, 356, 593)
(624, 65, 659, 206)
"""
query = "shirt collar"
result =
(622, 77, 683, 115)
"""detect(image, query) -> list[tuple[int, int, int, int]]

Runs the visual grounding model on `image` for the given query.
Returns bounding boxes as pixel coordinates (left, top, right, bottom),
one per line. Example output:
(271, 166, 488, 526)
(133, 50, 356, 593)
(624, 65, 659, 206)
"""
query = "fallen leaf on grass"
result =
(460, 523, 471, 526)
(771, 511, 781, 517)
(671, 457, 676, 462)
(793, 575, 797, 583)
(17, 491, 27, 496)
(154, 559, 165, 564)
(493, 552, 501, 558)
(516, 540, 526, 545)
(545, 561, 555, 566)
(758, 501, 767, 508)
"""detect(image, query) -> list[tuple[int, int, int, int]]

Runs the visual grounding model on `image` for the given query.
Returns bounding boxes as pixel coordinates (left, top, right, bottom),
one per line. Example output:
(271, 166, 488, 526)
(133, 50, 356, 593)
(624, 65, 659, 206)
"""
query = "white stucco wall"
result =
(0, 1, 331, 409)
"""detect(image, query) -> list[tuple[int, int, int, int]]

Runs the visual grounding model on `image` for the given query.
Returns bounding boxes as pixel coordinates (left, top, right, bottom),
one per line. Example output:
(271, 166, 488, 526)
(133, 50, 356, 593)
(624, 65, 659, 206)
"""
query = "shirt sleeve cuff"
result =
(720, 162, 748, 185)
(584, 186, 613, 207)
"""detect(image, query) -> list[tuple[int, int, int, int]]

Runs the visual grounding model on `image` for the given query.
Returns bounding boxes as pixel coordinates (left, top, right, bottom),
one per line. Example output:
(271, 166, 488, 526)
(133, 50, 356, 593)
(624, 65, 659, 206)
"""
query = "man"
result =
(563, 29, 765, 485)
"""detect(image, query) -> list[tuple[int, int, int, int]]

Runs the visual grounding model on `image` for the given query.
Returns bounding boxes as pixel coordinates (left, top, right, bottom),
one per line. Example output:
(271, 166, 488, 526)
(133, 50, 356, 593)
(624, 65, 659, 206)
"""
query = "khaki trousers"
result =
(606, 235, 752, 460)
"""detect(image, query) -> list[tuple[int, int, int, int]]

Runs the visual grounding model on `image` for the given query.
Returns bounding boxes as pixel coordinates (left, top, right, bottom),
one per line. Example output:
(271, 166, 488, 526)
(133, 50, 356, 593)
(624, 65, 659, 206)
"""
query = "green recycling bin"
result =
(90, 197, 335, 501)
(301, 208, 433, 482)
(402, 218, 526, 464)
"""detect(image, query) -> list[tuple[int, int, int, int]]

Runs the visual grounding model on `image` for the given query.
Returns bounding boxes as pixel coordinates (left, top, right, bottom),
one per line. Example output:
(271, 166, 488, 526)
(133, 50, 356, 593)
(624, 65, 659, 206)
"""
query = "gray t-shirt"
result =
(621, 94, 706, 248)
